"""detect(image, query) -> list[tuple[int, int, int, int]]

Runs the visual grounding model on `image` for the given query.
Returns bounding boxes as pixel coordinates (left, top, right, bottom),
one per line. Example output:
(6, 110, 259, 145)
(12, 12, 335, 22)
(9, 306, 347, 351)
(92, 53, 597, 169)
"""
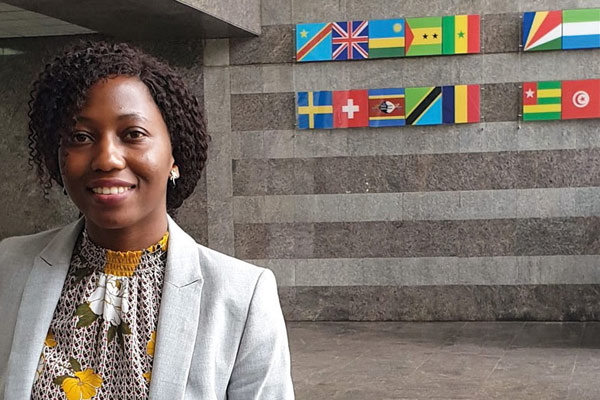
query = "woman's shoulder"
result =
(0, 226, 64, 262)
(194, 243, 268, 285)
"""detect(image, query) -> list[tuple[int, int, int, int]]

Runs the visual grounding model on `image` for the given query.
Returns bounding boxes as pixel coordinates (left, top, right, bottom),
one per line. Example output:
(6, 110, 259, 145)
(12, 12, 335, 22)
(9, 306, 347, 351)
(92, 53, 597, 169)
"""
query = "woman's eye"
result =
(70, 132, 92, 143)
(125, 130, 145, 140)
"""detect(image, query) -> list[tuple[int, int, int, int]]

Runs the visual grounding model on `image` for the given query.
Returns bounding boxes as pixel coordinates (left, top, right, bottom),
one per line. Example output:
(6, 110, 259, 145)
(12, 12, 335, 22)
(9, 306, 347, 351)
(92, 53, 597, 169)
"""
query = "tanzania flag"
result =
(405, 17, 442, 56)
(368, 19, 405, 58)
(296, 23, 332, 62)
(368, 88, 405, 127)
(522, 81, 561, 121)
(297, 91, 333, 129)
(442, 85, 480, 124)
(562, 9, 600, 50)
(522, 11, 562, 51)
(405, 86, 442, 125)
(442, 14, 480, 54)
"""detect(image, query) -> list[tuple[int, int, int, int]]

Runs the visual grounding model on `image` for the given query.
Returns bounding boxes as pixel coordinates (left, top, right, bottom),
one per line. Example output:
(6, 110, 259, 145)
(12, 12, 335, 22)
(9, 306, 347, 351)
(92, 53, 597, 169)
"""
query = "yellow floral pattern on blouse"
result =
(31, 230, 168, 400)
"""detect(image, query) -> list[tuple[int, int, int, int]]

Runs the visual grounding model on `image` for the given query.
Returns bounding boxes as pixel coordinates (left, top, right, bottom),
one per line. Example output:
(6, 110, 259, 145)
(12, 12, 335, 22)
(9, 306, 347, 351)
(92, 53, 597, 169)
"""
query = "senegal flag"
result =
(522, 81, 561, 121)
(442, 14, 480, 54)
(405, 17, 442, 56)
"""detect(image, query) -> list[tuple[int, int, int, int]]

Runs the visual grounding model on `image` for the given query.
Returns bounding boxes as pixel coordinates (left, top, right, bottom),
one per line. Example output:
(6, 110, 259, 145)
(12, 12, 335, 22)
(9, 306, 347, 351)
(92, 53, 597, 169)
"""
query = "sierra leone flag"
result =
(562, 9, 600, 50)
(368, 19, 405, 58)
(522, 81, 561, 121)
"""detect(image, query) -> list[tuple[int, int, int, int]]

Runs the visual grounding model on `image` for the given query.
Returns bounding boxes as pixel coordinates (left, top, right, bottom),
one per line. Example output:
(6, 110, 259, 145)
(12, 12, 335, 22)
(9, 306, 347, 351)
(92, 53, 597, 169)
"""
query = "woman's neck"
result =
(84, 214, 169, 252)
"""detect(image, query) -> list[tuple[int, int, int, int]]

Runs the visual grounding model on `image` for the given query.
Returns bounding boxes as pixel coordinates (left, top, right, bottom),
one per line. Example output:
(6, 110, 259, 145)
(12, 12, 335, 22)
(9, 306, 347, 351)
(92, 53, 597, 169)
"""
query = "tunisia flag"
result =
(561, 79, 600, 120)
(333, 90, 369, 128)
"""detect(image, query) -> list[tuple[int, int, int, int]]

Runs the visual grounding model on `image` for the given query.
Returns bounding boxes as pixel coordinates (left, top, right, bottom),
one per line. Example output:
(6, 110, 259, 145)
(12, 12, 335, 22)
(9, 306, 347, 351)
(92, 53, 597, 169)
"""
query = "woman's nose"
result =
(90, 135, 127, 172)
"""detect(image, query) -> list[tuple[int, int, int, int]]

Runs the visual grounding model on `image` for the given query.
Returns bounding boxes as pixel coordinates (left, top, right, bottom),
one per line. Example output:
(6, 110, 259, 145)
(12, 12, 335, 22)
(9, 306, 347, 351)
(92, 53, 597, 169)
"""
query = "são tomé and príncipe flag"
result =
(405, 17, 442, 56)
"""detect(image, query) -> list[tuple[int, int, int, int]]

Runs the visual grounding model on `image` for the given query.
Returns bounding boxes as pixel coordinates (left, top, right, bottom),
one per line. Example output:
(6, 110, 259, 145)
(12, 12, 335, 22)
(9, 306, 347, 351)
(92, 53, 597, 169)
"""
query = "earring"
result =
(169, 167, 179, 187)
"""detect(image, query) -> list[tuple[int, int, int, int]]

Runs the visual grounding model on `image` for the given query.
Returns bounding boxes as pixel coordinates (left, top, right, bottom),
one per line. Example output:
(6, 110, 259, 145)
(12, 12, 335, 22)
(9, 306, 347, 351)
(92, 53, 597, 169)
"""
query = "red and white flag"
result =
(561, 79, 600, 120)
(333, 90, 369, 128)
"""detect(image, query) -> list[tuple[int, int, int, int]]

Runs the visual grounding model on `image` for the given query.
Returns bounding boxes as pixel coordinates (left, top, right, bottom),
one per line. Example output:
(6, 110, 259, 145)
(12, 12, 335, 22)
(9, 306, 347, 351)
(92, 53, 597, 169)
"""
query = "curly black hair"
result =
(28, 40, 209, 212)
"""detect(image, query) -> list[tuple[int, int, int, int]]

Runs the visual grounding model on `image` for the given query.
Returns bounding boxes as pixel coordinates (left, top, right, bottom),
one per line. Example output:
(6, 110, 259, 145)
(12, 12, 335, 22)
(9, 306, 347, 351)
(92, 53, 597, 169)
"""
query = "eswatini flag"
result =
(442, 85, 480, 124)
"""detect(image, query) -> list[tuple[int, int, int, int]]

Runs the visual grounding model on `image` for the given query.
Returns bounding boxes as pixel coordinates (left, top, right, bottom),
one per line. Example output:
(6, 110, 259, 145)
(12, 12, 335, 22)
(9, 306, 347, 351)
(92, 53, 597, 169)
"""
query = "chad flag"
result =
(442, 14, 480, 54)
(442, 85, 480, 124)
(405, 17, 442, 56)
(369, 19, 405, 58)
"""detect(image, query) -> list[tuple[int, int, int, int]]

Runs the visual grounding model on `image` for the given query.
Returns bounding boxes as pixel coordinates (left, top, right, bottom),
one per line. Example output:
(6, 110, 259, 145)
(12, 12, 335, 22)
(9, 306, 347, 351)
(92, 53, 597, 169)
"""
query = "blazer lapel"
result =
(149, 216, 204, 400)
(4, 218, 84, 400)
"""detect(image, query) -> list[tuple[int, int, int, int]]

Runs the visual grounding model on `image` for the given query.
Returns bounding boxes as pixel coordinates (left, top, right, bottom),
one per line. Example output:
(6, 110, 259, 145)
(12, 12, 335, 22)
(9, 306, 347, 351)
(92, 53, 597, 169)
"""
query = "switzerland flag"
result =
(562, 79, 600, 120)
(333, 90, 369, 128)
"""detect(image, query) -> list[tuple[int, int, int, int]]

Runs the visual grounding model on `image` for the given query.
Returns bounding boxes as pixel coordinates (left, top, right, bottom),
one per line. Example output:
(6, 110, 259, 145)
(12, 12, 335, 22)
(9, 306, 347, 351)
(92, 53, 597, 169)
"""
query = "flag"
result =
(522, 81, 561, 121)
(333, 90, 369, 128)
(405, 17, 442, 56)
(405, 86, 442, 125)
(296, 23, 332, 62)
(368, 88, 405, 127)
(562, 9, 600, 50)
(561, 79, 600, 120)
(442, 85, 480, 124)
(522, 10, 562, 51)
(442, 14, 480, 54)
(297, 91, 333, 129)
(332, 21, 369, 60)
(368, 19, 405, 58)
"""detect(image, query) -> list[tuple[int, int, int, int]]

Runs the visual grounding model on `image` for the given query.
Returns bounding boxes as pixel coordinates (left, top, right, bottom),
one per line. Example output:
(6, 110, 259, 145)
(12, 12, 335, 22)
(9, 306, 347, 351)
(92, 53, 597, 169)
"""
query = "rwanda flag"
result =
(368, 19, 405, 58)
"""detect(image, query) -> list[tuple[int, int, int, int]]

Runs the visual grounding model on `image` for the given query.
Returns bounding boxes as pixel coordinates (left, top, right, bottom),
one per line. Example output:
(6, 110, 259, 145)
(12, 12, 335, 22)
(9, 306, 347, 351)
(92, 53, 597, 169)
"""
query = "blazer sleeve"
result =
(226, 269, 295, 400)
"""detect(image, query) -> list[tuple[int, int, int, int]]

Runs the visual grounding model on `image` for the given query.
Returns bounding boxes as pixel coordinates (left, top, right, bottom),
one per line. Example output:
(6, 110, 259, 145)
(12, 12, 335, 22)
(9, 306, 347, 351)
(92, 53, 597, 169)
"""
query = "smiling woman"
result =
(0, 41, 294, 400)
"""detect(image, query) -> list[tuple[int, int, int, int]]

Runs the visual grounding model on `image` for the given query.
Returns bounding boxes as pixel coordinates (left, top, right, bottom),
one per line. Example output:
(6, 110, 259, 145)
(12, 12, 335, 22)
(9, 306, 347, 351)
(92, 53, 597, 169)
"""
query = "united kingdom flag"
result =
(332, 20, 369, 60)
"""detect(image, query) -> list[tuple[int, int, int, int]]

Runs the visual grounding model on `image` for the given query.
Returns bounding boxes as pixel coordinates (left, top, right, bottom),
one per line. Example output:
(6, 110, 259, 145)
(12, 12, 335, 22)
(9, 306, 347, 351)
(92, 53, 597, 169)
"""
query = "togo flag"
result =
(368, 19, 405, 58)
(405, 17, 442, 56)
(522, 10, 562, 51)
(442, 14, 480, 54)
(442, 85, 480, 124)
(562, 9, 600, 50)
(522, 81, 561, 121)
(405, 86, 442, 125)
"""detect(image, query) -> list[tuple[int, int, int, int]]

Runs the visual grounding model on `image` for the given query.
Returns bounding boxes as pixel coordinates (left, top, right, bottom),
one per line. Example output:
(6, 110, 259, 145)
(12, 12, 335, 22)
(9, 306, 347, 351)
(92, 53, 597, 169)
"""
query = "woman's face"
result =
(59, 75, 175, 232)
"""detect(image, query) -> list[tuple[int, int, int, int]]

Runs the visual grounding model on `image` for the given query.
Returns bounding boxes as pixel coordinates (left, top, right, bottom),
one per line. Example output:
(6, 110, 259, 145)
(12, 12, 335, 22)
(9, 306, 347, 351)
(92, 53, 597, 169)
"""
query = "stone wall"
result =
(3, 0, 600, 320)
(205, 0, 600, 320)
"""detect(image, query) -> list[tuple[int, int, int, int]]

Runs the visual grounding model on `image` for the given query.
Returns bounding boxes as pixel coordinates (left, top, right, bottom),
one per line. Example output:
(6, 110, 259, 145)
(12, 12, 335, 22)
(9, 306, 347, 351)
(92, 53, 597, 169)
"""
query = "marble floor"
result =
(288, 321, 600, 399)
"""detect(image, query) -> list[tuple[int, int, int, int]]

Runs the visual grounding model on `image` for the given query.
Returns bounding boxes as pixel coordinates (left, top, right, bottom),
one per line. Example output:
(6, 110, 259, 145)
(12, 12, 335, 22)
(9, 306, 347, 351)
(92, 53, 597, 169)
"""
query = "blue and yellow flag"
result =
(296, 23, 332, 62)
(297, 91, 333, 129)
(368, 19, 405, 58)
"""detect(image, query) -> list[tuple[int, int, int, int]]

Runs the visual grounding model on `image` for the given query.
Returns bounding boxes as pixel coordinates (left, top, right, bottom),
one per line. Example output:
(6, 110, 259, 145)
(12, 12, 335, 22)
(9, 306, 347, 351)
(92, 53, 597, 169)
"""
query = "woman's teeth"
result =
(91, 187, 131, 195)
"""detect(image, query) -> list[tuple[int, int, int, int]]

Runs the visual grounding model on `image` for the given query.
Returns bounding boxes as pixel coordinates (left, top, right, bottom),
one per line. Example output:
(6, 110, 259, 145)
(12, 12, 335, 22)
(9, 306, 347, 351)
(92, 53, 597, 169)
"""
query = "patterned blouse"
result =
(31, 229, 169, 400)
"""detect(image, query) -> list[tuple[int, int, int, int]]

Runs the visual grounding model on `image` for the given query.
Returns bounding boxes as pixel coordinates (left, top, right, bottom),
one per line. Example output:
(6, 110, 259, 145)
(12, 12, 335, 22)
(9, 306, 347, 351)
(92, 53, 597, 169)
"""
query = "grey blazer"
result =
(0, 216, 294, 400)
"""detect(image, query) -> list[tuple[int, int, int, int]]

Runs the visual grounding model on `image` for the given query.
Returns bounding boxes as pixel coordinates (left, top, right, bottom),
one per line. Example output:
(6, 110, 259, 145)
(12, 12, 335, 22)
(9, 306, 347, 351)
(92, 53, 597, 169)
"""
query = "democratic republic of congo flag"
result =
(442, 85, 480, 124)
(442, 14, 480, 54)
(522, 81, 561, 121)
(405, 86, 442, 125)
(522, 10, 562, 51)
(562, 9, 600, 50)
(368, 19, 405, 58)
(296, 23, 332, 62)
(405, 17, 442, 56)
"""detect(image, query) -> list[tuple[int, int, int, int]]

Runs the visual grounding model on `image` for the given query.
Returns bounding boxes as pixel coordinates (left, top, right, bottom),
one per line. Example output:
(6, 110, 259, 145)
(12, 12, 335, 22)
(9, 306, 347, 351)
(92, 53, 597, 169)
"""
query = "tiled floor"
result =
(288, 321, 600, 399)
